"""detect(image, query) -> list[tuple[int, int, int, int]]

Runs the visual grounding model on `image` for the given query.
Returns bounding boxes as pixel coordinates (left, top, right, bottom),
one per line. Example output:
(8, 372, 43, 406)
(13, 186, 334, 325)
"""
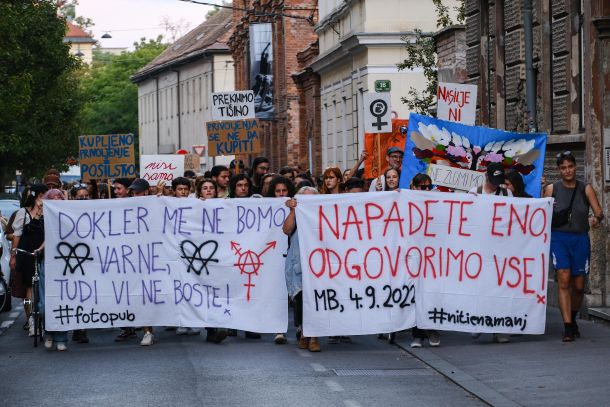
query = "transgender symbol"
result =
(231, 241, 276, 301)
(54, 242, 93, 276)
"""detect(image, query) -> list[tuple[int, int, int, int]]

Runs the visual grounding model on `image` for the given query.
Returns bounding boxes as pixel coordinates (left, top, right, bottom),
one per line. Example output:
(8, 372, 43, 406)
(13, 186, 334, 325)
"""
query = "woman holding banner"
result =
(284, 186, 320, 352)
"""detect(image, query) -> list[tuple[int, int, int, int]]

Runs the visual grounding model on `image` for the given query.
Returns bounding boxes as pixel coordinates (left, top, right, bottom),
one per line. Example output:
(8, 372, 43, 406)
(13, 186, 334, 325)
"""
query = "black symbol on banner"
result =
(180, 240, 219, 275)
(370, 99, 388, 131)
(54, 242, 93, 276)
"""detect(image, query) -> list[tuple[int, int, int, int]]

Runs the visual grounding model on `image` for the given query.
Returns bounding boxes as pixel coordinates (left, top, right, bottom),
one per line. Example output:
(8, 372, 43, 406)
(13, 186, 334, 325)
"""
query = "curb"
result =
(396, 341, 522, 407)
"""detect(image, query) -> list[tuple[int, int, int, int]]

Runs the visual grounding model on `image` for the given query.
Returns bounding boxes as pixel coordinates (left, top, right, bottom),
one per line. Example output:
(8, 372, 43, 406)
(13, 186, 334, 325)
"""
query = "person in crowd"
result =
(370, 147, 403, 191)
(407, 173, 441, 348)
(129, 178, 151, 198)
(543, 151, 604, 341)
(9, 184, 47, 337)
(250, 157, 270, 195)
(294, 172, 316, 189)
(279, 166, 297, 184)
(505, 170, 532, 198)
(229, 174, 253, 199)
(43, 173, 61, 191)
(70, 183, 90, 200)
(184, 170, 196, 180)
(469, 163, 512, 196)
(283, 186, 321, 352)
(343, 177, 365, 193)
(384, 168, 401, 191)
(97, 182, 112, 199)
(260, 173, 277, 197)
(196, 178, 218, 200)
(113, 178, 132, 199)
(265, 176, 295, 344)
(345, 150, 368, 181)
(211, 165, 231, 198)
(321, 167, 342, 195)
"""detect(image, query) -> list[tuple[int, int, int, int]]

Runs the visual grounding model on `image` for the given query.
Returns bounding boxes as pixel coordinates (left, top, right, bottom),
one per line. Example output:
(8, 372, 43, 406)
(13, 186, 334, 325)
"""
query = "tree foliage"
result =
(79, 37, 167, 137)
(0, 0, 83, 182)
(397, 0, 465, 114)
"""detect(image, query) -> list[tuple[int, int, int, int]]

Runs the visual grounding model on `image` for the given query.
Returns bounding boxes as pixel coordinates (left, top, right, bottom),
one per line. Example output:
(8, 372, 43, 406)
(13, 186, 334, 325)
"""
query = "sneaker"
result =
(274, 333, 287, 344)
(115, 328, 136, 342)
(187, 328, 201, 335)
(410, 337, 423, 348)
(140, 332, 154, 346)
(28, 316, 35, 337)
(56, 343, 67, 352)
(328, 336, 340, 344)
(428, 331, 441, 347)
(176, 327, 189, 335)
(493, 333, 510, 343)
(44, 338, 54, 350)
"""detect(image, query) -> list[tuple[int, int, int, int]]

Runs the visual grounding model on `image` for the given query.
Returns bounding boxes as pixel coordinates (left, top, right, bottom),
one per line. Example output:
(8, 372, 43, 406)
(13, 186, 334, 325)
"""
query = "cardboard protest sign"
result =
(296, 191, 552, 336)
(437, 82, 477, 125)
(296, 192, 417, 337)
(364, 119, 408, 179)
(140, 155, 185, 182)
(206, 119, 261, 156)
(400, 114, 547, 197)
(43, 197, 289, 332)
(184, 153, 201, 173)
(79, 134, 136, 181)
(211, 91, 255, 121)
(428, 163, 485, 191)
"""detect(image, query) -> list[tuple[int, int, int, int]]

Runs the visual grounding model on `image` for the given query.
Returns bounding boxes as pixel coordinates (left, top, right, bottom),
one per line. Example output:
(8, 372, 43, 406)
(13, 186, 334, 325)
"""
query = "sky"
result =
(76, 0, 215, 49)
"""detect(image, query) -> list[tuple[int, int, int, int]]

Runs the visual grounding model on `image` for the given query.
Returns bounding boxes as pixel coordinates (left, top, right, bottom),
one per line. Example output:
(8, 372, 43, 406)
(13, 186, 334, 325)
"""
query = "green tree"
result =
(79, 37, 167, 136)
(0, 0, 84, 184)
(397, 0, 465, 114)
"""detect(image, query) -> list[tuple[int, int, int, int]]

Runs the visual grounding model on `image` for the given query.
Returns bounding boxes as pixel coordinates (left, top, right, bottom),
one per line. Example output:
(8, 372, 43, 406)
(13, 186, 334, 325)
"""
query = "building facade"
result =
(228, 0, 319, 172)
(64, 20, 95, 64)
(464, 0, 610, 309)
(311, 0, 461, 172)
(131, 9, 235, 171)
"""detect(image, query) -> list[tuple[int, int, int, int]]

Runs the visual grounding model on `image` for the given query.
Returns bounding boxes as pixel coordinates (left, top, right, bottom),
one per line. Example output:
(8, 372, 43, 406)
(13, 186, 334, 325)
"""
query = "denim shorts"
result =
(550, 231, 590, 276)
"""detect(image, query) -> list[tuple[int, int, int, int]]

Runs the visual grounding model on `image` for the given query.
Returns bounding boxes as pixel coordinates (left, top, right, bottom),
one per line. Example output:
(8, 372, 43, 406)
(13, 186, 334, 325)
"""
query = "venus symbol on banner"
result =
(363, 92, 392, 133)
(231, 241, 277, 301)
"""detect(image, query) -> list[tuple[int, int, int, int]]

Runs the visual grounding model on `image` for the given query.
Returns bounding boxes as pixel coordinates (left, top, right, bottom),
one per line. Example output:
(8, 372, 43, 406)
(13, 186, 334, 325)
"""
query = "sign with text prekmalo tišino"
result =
(206, 119, 261, 156)
(79, 134, 137, 181)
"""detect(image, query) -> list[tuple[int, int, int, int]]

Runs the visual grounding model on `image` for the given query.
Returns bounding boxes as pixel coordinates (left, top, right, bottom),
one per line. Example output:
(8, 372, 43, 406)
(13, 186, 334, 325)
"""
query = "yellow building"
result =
(64, 20, 96, 65)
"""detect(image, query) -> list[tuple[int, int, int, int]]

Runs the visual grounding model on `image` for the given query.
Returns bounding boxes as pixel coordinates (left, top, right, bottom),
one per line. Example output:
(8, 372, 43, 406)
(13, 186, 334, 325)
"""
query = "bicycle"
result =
(16, 248, 43, 347)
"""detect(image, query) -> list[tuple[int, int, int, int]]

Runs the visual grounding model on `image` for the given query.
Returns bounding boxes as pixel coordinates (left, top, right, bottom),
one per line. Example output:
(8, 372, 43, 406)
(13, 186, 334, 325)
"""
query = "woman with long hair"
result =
(505, 170, 532, 198)
(228, 174, 253, 198)
(384, 168, 401, 191)
(321, 167, 342, 195)
(196, 178, 218, 200)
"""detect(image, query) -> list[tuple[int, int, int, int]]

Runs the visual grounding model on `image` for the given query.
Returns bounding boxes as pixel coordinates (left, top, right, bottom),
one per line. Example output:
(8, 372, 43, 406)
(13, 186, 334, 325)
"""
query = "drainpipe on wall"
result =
(155, 77, 160, 154)
(173, 69, 182, 149)
(524, 0, 537, 132)
(210, 56, 216, 166)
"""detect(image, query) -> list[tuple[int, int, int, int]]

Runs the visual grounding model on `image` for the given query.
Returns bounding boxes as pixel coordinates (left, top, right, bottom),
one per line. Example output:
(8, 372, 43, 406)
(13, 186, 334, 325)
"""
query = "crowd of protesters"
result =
(2, 148, 604, 352)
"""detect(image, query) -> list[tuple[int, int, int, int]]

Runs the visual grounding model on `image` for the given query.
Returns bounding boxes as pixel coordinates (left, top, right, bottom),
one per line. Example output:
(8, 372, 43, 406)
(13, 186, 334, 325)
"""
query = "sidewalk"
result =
(396, 309, 610, 406)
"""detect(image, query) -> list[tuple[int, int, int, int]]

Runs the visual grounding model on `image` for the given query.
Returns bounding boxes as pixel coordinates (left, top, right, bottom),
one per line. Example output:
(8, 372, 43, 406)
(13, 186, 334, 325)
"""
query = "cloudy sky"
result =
(77, 0, 215, 49)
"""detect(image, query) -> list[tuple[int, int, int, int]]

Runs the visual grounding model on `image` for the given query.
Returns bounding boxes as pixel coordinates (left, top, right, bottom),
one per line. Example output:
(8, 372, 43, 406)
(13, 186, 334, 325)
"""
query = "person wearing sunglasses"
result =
(543, 151, 604, 342)
(469, 162, 512, 196)
(70, 184, 89, 200)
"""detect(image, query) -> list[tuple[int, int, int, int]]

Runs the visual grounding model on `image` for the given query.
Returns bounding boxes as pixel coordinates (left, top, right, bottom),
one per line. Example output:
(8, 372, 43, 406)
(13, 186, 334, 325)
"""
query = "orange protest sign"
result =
(363, 119, 408, 179)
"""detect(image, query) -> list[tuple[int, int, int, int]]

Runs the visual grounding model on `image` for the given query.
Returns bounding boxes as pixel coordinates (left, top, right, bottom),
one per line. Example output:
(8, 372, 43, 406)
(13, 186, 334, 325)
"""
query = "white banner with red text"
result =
(296, 191, 552, 337)
(43, 197, 288, 332)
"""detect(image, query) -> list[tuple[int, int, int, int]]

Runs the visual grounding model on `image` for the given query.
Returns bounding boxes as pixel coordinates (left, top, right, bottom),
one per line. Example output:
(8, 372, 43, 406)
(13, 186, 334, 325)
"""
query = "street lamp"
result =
(101, 32, 112, 39)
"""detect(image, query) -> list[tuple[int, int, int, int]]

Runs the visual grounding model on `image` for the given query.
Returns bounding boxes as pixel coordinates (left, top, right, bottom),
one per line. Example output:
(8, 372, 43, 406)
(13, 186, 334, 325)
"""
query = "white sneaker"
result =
(274, 333, 287, 344)
(44, 338, 54, 350)
(140, 332, 154, 346)
(56, 343, 67, 351)
(176, 327, 188, 335)
(428, 331, 441, 347)
(28, 316, 35, 337)
(410, 337, 423, 348)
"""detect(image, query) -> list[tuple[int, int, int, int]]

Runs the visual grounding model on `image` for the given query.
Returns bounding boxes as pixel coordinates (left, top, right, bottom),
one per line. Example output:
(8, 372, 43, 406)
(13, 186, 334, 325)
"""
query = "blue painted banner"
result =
(399, 114, 547, 197)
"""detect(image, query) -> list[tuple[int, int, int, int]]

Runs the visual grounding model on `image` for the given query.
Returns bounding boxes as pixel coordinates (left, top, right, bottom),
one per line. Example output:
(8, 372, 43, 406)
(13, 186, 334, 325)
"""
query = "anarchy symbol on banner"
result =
(370, 99, 388, 131)
(54, 242, 93, 276)
(180, 240, 219, 275)
(231, 241, 277, 301)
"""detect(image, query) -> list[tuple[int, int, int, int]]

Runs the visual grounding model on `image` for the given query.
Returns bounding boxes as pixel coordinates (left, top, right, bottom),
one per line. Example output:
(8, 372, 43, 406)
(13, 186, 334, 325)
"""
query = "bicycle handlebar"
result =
(15, 248, 41, 258)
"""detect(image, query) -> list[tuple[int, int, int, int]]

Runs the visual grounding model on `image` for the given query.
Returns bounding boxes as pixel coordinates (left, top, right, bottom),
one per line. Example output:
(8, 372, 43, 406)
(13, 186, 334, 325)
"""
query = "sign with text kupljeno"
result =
(79, 134, 137, 181)
(296, 191, 552, 337)
(43, 197, 289, 332)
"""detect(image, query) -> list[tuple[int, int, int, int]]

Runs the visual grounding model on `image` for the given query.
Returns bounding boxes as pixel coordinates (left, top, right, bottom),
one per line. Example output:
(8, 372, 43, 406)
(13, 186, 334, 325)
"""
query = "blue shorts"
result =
(550, 231, 590, 276)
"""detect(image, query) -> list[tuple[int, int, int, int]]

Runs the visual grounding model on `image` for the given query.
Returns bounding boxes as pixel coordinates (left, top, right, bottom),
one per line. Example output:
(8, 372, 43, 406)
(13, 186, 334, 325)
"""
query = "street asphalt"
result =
(0, 298, 608, 406)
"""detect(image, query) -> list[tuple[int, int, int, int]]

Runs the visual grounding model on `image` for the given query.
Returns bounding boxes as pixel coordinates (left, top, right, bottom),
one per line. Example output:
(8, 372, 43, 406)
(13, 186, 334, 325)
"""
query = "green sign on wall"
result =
(375, 80, 391, 92)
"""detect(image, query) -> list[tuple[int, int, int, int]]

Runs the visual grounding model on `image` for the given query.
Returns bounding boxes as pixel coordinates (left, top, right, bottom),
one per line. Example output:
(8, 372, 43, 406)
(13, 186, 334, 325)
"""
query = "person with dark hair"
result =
(343, 177, 365, 193)
(543, 151, 604, 341)
(384, 168, 401, 191)
(469, 163, 512, 196)
(410, 173, 433, 190)
(279, 166, 297, 184)
(266, 176, 295, 199)
(9, 184, 47, 337)
(196, 178, 218, 200)
(370, 147, 403, 191)
(113, 178, 132, 199)
(171, 177, 192, 198)
(294, 172, 316, 188)
(250, 157, 270, 194)
(505, 170, 531, 198)
(229, 174, 253, 198)
(183, 170, 196, 179)
(211, 165, 231, 198)
(295, 179, 313, 190)
(128, 178, 150, 198)
(260, 173, 278, 197)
